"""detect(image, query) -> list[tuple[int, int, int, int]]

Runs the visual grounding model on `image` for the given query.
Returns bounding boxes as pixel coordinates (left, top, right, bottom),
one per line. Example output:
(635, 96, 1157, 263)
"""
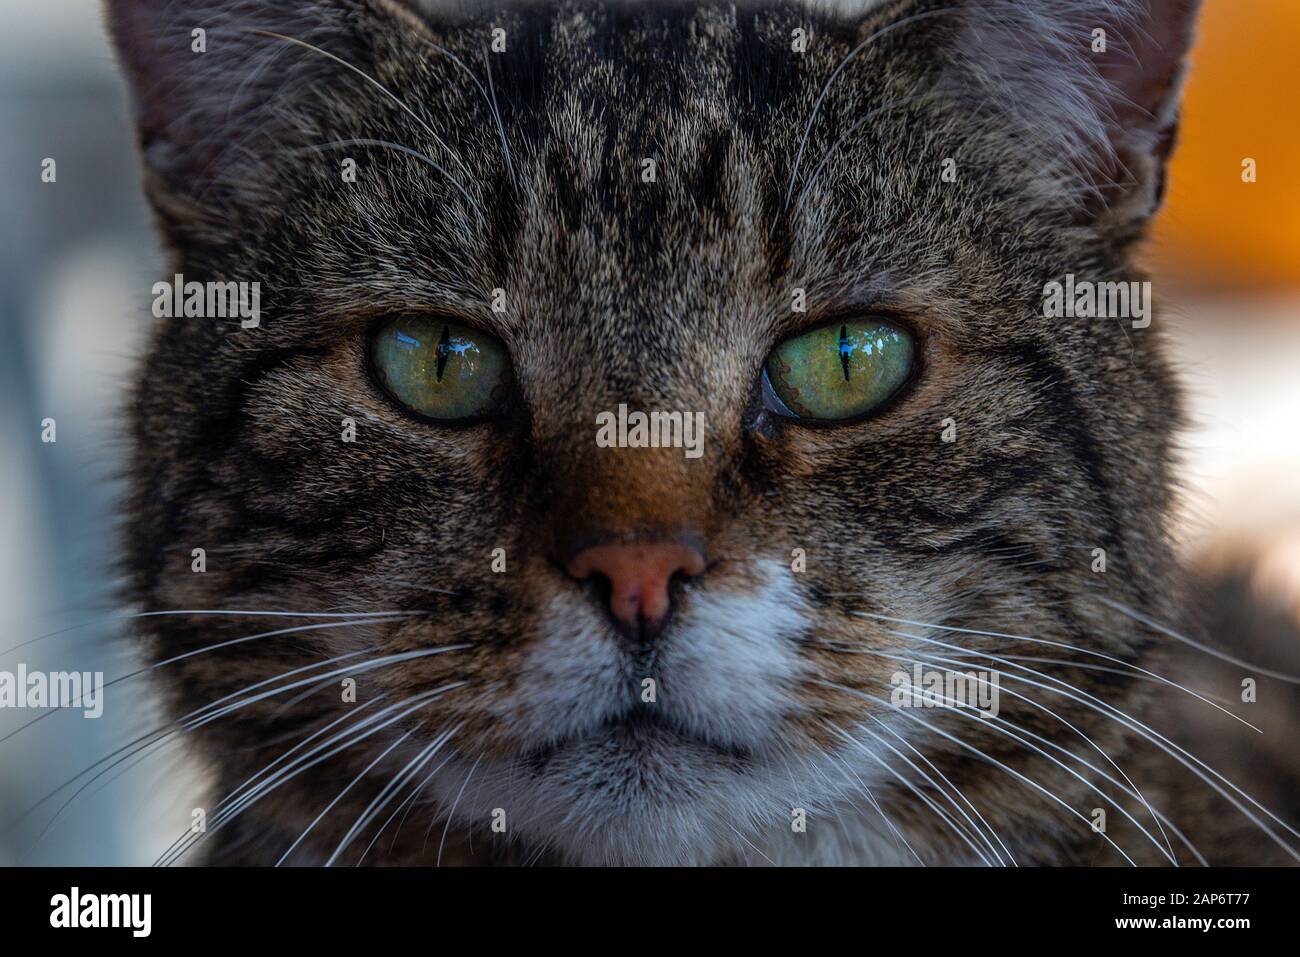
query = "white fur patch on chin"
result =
(424, 561, 968, 864)
(436, 560, 828, 863)
(426, 733, 929, 866)
(490, 558, 808, 752)
(655, 560, 809, 747)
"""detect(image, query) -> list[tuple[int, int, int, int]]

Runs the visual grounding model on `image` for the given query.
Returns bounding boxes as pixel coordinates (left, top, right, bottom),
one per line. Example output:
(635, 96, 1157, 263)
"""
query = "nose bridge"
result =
(525, 298, 727, 559)
(551, 440, 713, 561)
(554, 436, 714, 643)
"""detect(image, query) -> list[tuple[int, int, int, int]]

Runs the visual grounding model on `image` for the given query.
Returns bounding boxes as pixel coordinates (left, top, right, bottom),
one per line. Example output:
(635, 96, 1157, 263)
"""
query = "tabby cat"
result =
(106, 0, 1300, 865)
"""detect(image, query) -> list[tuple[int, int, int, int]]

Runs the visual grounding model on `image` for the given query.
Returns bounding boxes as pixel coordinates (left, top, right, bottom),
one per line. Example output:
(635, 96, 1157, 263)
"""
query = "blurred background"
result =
(1, 0, 1297, 864)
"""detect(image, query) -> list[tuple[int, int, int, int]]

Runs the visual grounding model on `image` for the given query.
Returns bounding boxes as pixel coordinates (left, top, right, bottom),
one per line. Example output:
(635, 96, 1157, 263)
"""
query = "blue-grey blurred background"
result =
(1, 0, 1299, 864)
(0, 0, 198, 865)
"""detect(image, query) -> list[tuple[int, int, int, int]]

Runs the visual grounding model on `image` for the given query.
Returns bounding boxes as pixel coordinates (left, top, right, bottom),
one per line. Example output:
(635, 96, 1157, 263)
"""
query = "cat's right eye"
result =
(370, 317, 512, 422)
(763, 317, 915, 422)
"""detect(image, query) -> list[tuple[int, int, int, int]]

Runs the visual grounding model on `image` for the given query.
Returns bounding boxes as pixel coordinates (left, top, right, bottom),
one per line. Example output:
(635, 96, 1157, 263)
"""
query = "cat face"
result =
(113, 0, 1200, 864)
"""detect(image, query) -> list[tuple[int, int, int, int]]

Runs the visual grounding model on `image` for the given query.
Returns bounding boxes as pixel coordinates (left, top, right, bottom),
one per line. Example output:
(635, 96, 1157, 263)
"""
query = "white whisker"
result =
(854, 610, 1261, 733)
(1099, 596, 1300, 685)
(818, 680, 1140, 865)
(277, 726, 422, 866)
(433, 754, 482, 866)
(824, 720, 992, 865)
(887, 629, 1299, 861)
(326, 724, 461, 866)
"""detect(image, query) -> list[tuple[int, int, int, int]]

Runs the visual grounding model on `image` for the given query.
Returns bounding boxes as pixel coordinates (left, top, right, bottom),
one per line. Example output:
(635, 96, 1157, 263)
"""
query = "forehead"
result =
(293, 2, 1033, 373)
(376, 7, 805, 375)
(463, 3, 809, 265)
(401, 4, 931, 298)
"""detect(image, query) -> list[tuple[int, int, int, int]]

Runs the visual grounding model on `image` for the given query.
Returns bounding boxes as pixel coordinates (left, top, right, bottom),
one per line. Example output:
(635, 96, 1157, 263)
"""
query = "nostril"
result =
(565, 539, 706, 639)
(583, 567, 615, 614)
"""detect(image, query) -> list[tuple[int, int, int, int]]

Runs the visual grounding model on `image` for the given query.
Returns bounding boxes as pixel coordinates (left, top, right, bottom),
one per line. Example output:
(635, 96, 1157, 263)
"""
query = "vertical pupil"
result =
(435, 323, 452, 382)
(838, 324, 851, 382)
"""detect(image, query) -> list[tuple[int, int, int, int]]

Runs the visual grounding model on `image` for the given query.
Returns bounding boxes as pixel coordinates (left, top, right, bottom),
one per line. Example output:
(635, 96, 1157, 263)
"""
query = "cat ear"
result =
(953, 0, 1201, 236)
(1085, 0, 1201, 230)
(103, 0, 361, 229)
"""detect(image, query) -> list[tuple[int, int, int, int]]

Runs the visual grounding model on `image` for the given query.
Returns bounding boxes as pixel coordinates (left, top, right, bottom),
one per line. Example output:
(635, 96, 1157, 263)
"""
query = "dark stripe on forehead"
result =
(730, 5, 859, 281)
(688, 129, 736, 225)
(473, 2, 830, 276)
(485, 7, 552, 140)
(731, 6, 802, 137)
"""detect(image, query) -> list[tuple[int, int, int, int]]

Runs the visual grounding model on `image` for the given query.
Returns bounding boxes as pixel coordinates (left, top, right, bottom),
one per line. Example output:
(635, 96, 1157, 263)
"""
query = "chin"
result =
(434, 723, 808, 866)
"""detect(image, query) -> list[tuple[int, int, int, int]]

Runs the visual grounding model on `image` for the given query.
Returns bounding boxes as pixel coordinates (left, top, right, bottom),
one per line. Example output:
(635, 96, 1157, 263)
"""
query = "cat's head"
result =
(111, 0, 1200, 864)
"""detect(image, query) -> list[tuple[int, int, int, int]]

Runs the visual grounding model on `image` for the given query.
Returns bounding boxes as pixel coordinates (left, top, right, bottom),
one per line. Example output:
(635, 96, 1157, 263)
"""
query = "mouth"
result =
(520, 706, 756, 771)
(445, 707, 770, 866)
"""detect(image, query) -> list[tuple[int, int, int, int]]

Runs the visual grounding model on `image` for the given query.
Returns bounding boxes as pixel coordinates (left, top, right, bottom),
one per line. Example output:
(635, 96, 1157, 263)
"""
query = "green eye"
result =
(371, 317, 511, 421)
(765, 318, 915, 421)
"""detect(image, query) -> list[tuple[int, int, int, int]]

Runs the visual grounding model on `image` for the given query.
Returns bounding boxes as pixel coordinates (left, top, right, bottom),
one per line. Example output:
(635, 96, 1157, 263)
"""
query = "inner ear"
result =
(945, 0, 1202, 235)
(1091, 0, 1202, 211)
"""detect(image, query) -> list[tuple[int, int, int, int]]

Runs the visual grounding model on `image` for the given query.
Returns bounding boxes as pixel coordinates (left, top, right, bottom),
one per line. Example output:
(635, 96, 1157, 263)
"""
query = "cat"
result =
(104, 0, 1300, 865)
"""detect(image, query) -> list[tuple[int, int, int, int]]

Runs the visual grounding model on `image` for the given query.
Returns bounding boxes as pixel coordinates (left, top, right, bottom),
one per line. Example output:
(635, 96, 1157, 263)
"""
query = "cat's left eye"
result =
(370, 317, 512, 422)
(764, 317, 915, 422)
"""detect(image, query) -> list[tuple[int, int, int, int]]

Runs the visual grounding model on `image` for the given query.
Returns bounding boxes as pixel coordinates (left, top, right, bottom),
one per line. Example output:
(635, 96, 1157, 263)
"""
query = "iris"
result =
(766, 318, 914, 421)
(371, 317, 511, 421)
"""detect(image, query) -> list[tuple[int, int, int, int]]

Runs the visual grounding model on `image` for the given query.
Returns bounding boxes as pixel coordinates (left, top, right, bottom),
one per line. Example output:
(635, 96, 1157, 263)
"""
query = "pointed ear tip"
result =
(102, 0, 146, 32)
(102, 0, 185, 50)
(1145, 0, 1204, 40)
(101, 0, 157, 60)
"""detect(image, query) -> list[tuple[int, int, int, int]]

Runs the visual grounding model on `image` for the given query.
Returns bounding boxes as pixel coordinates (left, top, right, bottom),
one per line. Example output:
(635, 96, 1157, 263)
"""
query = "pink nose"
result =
(566, 540, 706, 637)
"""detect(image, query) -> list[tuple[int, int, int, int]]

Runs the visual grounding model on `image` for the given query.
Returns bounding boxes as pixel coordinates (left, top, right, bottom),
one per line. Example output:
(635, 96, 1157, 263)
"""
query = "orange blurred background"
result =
(1150, 0, 1300, 290)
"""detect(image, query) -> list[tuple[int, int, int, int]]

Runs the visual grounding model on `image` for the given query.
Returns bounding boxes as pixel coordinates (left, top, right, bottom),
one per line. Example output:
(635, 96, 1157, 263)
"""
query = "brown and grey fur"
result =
(105, 0, 1300, 865)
